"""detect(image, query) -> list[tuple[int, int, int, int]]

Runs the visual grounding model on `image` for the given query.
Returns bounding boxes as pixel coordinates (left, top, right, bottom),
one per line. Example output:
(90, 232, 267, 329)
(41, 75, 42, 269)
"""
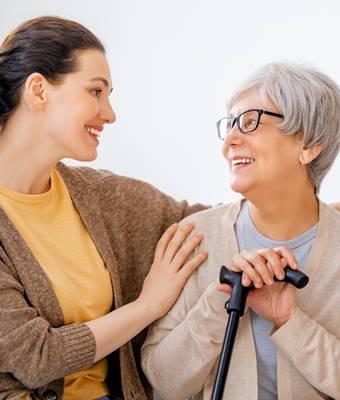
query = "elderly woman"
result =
(141, 63, 340, 400)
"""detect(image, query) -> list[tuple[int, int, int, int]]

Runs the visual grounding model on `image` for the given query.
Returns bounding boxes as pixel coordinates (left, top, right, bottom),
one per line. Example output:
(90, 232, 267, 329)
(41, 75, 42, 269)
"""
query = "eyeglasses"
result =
(216, 109, 284, 140)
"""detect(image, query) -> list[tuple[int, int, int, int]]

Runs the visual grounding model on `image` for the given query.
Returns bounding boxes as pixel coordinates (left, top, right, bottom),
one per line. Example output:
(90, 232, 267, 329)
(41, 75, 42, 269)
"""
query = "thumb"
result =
(217, 283, 232, 294)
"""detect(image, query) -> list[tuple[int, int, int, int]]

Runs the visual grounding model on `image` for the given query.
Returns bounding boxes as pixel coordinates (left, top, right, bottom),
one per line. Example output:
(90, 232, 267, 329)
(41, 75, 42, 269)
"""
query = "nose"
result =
(100, 99, 116, 124)
(222, 125, 243, 158)
(223, 124, 243, 147)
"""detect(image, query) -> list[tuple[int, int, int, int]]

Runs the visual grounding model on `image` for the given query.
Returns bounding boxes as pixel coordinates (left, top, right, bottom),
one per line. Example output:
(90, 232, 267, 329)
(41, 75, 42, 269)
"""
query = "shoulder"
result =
(56, 162, 165, 200)
(320, 201, 340, 236)
(180, 201, 241, 235)
(179, 202, 242, 292)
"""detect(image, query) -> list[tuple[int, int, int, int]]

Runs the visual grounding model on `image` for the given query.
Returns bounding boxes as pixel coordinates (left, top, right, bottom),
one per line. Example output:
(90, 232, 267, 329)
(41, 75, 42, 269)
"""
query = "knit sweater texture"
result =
(0, 163, 204, 400)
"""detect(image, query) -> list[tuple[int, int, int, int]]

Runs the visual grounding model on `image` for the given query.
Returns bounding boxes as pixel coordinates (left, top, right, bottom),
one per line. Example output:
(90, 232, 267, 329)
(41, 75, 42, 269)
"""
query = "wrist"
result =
(273, 306, 298, 329)
(135, 296, 161, 323)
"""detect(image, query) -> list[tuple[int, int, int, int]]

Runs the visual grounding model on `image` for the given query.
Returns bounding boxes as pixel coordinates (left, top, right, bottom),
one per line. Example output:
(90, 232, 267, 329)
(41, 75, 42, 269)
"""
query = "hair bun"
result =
(0, 80, 10, 121)
(0, 96, 10, 114)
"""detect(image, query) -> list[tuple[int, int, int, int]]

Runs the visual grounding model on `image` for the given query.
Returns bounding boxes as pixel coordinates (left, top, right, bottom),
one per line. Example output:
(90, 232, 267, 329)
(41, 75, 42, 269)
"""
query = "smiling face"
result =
(42, 49, 115, 161)
(222, 91, 305, 199)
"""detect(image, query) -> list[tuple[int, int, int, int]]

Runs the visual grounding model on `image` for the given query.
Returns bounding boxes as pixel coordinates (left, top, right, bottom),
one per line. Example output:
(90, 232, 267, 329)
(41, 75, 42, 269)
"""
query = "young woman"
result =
(0, 17, 209, 400)
(142, 63, 340, 399)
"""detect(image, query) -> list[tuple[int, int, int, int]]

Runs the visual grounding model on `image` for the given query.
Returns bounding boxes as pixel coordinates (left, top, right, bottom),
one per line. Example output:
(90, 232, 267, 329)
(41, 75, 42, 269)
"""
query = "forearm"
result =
(86, 299, 156, 363)
(271, 308, 340, 398)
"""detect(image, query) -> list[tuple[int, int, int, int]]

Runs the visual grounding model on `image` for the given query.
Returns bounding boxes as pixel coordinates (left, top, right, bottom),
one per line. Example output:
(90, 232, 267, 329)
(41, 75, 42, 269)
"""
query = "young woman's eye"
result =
(91, 89, 102, 98)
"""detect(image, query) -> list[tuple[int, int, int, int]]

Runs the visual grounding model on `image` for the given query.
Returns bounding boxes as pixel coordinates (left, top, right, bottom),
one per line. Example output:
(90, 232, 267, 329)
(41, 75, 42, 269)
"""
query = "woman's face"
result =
(222, 91, 304, 199)
(43, 49, 115, 162)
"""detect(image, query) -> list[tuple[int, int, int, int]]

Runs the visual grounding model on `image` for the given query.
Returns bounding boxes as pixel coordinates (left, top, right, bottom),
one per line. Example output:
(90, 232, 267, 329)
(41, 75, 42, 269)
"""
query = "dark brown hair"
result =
(0, 16, 105, 128)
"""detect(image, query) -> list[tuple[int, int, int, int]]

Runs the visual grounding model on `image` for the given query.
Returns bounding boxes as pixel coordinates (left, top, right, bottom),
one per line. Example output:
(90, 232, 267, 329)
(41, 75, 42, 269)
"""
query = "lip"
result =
(228, 156, 255, 169)
(85, 124, 104, 132)
(87, 131, 99, 145)
(229, 155, 255, 161)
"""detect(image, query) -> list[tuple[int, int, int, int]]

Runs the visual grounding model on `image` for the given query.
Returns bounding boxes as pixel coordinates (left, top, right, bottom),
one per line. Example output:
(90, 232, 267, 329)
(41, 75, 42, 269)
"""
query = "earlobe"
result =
(299, 144, 324, 165)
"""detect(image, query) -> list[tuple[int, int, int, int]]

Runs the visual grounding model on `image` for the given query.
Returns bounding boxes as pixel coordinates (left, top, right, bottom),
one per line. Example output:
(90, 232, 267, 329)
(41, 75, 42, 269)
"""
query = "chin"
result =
(72, 150, 98, 162)
(230, 178, 251, 195)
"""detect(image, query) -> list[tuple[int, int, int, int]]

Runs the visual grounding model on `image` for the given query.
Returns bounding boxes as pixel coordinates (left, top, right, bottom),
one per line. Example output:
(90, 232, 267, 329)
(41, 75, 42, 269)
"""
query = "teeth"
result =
(231, 158, 255, 166)
(86, 126, 101, 137)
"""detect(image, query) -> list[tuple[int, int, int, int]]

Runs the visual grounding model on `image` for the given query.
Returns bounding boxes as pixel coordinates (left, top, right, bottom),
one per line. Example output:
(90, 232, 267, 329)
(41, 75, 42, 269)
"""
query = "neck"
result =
(0, 118, 60, 194)
(246, 185, 319, 241)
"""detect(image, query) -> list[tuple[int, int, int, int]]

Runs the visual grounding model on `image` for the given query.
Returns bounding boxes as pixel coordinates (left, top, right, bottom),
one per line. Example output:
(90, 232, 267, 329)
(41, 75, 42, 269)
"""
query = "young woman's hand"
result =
(138, 223, 208, 320)
(218, 247, 298, 328)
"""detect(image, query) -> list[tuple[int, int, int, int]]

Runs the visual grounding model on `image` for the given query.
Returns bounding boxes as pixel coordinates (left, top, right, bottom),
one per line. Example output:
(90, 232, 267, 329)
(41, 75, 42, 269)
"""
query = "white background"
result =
(1, 0, 339, 205)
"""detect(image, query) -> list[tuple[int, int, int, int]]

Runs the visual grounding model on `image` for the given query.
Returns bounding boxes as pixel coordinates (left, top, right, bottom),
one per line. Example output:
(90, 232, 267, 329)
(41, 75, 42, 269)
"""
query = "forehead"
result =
(229, 90, 273, 116)
(71, 49, 112, 87)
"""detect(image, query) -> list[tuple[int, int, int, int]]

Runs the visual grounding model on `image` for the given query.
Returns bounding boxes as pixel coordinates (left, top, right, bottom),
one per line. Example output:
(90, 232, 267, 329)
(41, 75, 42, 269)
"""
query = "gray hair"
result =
(228, 63, 340, 192)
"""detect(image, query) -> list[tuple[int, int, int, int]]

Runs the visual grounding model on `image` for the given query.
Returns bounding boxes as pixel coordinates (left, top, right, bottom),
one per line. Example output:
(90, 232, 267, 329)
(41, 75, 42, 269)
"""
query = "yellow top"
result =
(0, 170, 113, 400)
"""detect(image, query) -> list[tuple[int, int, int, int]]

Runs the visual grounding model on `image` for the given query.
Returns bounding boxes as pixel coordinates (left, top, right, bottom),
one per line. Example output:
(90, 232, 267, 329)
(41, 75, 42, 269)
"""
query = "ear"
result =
(23, 73, 48, 110)
(299, 144, 324, 165)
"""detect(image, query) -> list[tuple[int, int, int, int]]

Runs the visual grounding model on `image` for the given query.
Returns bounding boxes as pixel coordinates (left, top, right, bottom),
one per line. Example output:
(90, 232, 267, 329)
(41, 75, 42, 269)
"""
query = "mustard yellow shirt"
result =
(0, 170, 113, 400)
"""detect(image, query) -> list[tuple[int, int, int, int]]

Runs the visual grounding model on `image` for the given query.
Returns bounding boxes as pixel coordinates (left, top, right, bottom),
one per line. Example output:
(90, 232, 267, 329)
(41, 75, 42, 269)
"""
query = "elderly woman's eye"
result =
(244, 118, 257, 128)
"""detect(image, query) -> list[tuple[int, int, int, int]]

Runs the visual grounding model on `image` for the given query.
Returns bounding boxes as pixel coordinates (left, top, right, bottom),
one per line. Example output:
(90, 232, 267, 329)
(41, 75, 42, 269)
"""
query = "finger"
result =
(274, 246, 298, 270)
(231, 253, 263, 288)
(154, 223, 178, 262)
(242, 271, 252, 287)
(172, 233, 203, 270)
(164, 223, 195, 262)
(177, 251, 208, 283)
(242, 251, 274, 287)
(258, 248, 283, 281)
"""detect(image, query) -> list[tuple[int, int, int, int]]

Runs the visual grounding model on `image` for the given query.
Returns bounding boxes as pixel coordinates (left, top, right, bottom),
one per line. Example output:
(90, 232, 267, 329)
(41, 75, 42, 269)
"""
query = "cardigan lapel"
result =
(56, 164, 148, 398)
(0, 207, 64, 326)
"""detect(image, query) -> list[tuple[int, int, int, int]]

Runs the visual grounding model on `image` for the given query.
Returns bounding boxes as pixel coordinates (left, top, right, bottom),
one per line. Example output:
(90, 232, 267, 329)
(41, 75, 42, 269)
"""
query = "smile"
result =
(86, 126, 102, 138)
(231, 158, 255, 166)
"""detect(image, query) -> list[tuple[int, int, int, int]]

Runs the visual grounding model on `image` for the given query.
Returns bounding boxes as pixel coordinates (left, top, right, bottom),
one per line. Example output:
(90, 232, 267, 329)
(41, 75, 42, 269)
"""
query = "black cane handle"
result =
(220, 265, 309, 289)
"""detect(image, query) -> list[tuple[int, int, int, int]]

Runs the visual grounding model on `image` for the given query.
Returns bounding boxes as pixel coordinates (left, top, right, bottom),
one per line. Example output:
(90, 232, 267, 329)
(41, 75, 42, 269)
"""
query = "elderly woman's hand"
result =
(218, 247, 299, 328)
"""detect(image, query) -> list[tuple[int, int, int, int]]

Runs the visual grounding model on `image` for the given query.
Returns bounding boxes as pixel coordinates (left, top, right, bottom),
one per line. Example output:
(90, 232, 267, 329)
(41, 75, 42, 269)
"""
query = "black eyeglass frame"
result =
(216, 109, 284, 140)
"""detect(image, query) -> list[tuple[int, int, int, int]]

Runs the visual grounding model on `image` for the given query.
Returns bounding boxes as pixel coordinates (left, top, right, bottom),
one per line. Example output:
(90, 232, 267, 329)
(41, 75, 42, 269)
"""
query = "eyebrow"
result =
(90, 77, 113, 94)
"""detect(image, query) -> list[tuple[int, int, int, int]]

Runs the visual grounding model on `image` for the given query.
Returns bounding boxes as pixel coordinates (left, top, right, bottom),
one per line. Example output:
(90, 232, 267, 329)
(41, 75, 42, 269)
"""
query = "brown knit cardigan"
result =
(0, 163, 205, 400)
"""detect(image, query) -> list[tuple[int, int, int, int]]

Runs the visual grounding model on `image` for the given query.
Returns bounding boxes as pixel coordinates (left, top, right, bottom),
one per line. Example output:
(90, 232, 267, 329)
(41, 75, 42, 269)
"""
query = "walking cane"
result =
(211, 265, 309, 400)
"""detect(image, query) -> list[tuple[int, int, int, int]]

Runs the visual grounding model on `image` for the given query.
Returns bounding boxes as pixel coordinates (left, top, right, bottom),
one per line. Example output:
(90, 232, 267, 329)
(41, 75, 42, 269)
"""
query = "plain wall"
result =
(1, 0, 339, 205)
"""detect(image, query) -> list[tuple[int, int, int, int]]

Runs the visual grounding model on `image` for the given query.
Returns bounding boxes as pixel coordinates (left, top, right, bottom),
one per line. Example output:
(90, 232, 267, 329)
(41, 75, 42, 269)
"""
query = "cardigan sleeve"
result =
(141, 280, 228, 400)
(271, 308, 340, 398)
(0, 261, 96, 389)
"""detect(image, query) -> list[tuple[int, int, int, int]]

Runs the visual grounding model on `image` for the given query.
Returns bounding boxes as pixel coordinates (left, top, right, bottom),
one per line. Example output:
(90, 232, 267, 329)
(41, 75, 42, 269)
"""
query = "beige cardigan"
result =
(0, 163, 205, 400)
(142, 201, 340, 400)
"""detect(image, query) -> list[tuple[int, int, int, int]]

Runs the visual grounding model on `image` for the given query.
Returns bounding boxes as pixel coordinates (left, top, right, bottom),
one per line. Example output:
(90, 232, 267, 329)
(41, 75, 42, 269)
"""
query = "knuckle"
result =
(248, 252, 262, 264)
(232, 254, 241, 263)
(176, 249, 186, 260)
(178, 225, 188, 234)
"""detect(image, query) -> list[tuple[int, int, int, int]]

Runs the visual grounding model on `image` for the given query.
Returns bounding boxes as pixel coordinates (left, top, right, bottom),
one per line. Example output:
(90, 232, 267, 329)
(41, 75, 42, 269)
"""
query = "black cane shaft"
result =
(211, 311, 240, 400)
